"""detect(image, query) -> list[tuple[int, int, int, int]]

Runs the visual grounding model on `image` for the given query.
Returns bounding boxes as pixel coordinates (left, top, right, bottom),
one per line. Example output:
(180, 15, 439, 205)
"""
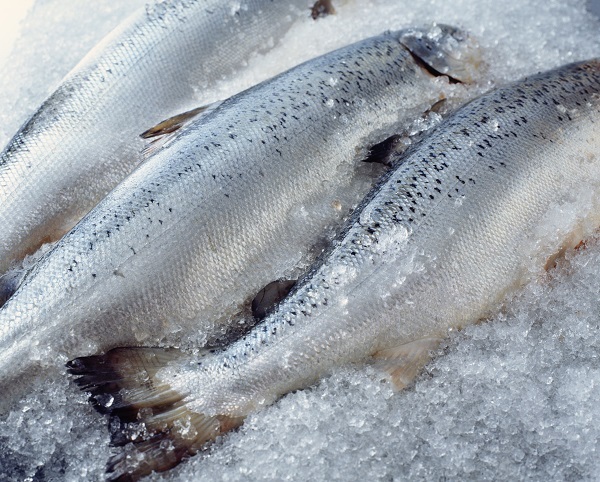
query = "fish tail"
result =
(67, 348, 242, 481)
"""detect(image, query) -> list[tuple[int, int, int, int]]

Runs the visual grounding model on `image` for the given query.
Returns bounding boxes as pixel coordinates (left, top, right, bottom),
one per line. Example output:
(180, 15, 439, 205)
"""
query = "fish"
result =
(69, 59, 600, 480)
(0, 25, 483, 414)
(0, 0, 322, 281)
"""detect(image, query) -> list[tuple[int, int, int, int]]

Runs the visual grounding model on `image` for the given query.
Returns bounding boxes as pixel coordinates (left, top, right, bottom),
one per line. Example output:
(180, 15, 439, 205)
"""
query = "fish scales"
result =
(0, 0, 313, 276)
(71, 60, 600, 478)
(0, 27, 478, 411)
(182, 60, 600, 411)
(217, 60, 600, 399)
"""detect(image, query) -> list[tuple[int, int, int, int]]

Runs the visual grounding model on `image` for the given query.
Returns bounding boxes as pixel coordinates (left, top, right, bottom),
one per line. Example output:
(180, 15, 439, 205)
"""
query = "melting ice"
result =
(1, 0, 600, 480)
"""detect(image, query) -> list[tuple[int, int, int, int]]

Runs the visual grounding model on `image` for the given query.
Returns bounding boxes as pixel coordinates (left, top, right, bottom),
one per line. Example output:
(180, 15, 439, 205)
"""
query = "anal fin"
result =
(372, 337, 443, 390)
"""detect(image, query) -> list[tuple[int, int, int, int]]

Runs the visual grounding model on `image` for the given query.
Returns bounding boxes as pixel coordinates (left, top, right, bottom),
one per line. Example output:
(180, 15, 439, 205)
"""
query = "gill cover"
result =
(399, 24, 484, 83)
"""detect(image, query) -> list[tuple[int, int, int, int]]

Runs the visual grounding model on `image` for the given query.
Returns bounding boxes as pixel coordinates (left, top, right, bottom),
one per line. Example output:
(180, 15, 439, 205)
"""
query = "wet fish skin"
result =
(192, 60, 600, 409)
(70, 59, 600, 478)
(0, 25, 481, 412)
(0, 0, 313, 276)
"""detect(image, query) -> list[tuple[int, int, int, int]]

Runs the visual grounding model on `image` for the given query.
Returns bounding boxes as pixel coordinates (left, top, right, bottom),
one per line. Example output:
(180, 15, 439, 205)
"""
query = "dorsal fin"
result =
(252, 279, 297, 320)
(140, 101, 222, 158)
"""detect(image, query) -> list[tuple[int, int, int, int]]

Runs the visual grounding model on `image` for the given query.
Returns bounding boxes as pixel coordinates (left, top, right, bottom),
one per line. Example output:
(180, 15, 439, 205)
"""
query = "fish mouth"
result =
(398, 24, 485, 84)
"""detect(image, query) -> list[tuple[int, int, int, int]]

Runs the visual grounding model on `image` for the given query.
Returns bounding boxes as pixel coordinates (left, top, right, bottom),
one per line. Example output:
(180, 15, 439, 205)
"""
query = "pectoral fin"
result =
(0, 269, 26, 308)
(363, 99, 448, 166)
(252, 279, 297, 320)
(363, 135, 402, 166)
(372, 337, 443, 390)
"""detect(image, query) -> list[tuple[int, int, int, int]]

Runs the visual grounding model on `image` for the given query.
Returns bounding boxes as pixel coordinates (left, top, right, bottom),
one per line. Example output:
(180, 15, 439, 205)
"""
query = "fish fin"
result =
(363, 98, 449, 166)
(104, 410, 242, 482)
(363, 135, 402, 166)
(372, 337, 443, 390)
(67, 347, 188, 415)
(140, 101, 222, 158)
(311, 0, 335, 19)
(251, 279, 297, 320)
(68, 347, 241, 481)
(0, 268, 26, 308)
(140, 102, 221, 140)
(429, 98, 448, 114)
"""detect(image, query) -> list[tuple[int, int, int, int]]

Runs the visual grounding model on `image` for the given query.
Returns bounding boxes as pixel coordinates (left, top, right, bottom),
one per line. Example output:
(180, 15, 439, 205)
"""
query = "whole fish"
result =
(0, 0, 320, 280)
(0, 26, 482, 412)
(70, 59, 600, 479)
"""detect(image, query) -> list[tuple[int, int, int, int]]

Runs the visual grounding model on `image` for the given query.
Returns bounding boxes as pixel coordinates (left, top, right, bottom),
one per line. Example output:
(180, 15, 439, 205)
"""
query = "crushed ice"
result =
(1, 0, 600, 480)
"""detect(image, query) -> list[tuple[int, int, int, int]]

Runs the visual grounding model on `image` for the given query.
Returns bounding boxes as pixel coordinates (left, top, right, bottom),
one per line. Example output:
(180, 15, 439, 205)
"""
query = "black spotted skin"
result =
(159, 60, 600, 421)
(0, 26, 476, 411)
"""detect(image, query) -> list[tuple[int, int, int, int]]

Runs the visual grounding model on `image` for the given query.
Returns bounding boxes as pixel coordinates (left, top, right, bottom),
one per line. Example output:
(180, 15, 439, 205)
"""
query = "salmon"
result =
(0, 0, 318, 279)
(0, 25, 482, 416)
(71, 59, 600, 479)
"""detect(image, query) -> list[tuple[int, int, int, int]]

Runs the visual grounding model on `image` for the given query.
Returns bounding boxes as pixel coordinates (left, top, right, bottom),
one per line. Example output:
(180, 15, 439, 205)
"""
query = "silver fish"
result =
(69, 59, 600, 479)
(0, 26, 481, 412)
(0, 0, 318, 279)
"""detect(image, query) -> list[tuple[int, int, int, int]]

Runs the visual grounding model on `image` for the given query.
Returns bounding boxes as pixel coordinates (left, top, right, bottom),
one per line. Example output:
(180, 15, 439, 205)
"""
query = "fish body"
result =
(0, 26, 480, 409)
(0, 0, 314, 276)
(70, 60, 600, 479)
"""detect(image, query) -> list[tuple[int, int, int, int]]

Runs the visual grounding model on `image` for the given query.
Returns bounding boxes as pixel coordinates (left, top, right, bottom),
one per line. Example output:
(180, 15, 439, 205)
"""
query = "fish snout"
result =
(398, 24, 485, 84)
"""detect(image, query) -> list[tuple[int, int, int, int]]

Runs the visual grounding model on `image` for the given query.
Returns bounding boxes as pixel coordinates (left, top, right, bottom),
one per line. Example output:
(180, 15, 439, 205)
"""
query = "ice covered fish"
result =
(0, 25, 482, 412)
(69, 59, 600, 479)
(0, 0, 322, 282)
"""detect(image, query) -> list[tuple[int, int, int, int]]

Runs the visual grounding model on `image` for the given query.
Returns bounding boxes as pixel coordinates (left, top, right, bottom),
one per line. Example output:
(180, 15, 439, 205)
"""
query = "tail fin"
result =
(67, 348, 242, 481)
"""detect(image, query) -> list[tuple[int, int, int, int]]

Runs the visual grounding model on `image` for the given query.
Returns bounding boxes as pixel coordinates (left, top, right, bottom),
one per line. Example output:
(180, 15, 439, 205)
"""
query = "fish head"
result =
(398, 24, 485, 84)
